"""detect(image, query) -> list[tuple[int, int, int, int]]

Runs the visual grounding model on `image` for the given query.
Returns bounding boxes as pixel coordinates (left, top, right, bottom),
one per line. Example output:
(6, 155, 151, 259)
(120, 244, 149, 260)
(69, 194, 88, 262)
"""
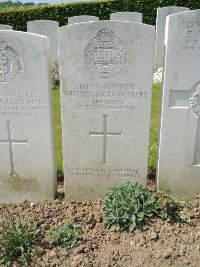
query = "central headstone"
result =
(58, 21, 155, 200)
(0, 31, 56, 203)
(110, 12, 143, 23)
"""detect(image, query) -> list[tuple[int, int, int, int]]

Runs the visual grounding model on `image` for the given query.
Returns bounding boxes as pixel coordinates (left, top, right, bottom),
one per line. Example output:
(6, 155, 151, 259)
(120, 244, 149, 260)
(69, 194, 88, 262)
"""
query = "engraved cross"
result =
(89, 115, 122, 164)
(0, 121, 28, 175)
(169, 86, 200, 165)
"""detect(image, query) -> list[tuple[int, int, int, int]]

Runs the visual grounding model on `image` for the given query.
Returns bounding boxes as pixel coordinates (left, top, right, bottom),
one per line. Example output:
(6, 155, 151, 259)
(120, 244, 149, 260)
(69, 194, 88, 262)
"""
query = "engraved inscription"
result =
(1, 177, 35, 185)
(0, 121, 28, 175)
(64, 83, 148, 111)
(89, 115, 122, 163)
(66, 166, 140, 179)
(181, 22, 200, 53)
(0, 90, 45, 117)
(0, 176, 39, 195)
(0, 37, 23, 82)
(85, 29, 127, 79)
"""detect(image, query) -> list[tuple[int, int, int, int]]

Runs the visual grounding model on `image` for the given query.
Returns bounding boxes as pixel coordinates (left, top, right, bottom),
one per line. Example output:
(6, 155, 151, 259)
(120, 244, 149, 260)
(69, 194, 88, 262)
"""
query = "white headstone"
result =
(110, 12, 143, 23)
(157, 10, 200, 200)
(58, 21, 155, 200)
(68, 15, 99, 25)
(0, 25, 13, 30)
(0, 31, 56, 203)
(27, 20, 59, 65)
(154, 6, 189, 70)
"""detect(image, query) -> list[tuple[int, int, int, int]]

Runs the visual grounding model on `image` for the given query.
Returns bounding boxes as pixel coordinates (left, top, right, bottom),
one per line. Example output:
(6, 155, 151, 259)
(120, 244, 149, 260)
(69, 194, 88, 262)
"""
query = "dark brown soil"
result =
(1, 179, 200, 267)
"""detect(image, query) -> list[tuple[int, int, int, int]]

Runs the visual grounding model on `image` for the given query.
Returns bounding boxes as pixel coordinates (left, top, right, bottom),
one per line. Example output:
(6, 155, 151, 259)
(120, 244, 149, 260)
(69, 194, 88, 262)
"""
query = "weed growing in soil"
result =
(0, 211, 38, 267)
(158, 193, 190, 223)
(103, 183, 190, 232)
(48, 221, 82, 248)
(103, 182, 165, 231)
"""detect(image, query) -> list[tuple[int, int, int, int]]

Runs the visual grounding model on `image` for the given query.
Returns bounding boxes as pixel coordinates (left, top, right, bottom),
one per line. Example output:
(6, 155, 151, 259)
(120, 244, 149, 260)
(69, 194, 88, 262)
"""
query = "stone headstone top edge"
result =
(157, 6, 190, 10)
(59, 20, 155, 32)
(27, 20, 59, 24)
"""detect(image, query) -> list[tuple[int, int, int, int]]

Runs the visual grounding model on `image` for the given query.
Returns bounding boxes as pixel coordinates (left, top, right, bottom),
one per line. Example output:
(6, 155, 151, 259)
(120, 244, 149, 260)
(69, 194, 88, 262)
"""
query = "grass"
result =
(48, 221, 82, 248)
(0, 212, 38, 266)
(148, 83, 162, 174)
(53, 88, 63, 173)
(52, 83, 162, 174)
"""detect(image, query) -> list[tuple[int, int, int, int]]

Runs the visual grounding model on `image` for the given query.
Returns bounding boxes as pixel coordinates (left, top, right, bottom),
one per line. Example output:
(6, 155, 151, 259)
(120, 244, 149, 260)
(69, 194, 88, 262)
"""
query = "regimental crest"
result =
(0, 37, 23, 82)
(84, 28, 128, 79)
(190, 84, 200, 118)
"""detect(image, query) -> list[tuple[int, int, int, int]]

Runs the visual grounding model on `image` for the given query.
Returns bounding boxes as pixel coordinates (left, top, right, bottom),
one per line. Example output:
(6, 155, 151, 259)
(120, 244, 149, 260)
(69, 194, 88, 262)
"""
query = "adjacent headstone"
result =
(0, 31, 56, 203)
(154, 6, 189, 70)
(58, 21, 155, 200)
(110, 12, 142, 23)
(157, 10, 200, 200)
(27, 20, 59, 65)
(68, 15, 99, 25)
(0, 25, 13, 30)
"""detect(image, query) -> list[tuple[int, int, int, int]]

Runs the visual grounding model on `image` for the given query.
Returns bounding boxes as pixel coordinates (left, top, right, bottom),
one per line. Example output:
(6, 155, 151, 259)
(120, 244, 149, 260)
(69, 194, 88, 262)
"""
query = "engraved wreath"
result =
(190, 84, 200, 118)
(84, 28, 128, 79)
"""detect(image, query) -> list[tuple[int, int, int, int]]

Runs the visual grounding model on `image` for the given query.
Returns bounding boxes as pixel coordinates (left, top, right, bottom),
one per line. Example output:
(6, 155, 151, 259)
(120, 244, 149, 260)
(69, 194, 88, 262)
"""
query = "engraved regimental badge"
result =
(84, 28, 127, 79)
(190, 84, 200, 118)
(0, 37, 23, 82)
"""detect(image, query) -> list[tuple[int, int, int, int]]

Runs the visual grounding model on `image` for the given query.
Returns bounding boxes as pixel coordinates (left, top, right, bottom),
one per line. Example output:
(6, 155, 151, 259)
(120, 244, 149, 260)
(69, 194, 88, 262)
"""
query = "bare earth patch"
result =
(0, 180, 200, 267)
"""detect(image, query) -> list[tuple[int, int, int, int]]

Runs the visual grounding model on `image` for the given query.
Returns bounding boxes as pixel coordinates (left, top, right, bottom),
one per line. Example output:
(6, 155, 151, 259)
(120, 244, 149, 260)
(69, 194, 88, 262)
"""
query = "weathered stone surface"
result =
(154, 6, 189, 70)
(0, 25, 13, 30)
(27, 20, 59, 64)
(0, 31, 56, 203)
(157, 10, 200, 200)
(68, 15, 99, 24)
(58, 21, 155, 200)
(110, 12, 142, 23)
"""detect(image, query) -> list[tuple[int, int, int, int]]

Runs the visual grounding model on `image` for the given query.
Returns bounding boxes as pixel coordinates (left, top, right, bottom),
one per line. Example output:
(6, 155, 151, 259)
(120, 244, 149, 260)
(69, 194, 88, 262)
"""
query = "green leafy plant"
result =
(157, 192, 190, 223)
(103, 182, 190, 232)
(48, 221, 82, 248)
(103, 182, 165, 232)
(0, 211, 38, 267)
(158, 187, 172, 197)
(165, 198, 190, 223)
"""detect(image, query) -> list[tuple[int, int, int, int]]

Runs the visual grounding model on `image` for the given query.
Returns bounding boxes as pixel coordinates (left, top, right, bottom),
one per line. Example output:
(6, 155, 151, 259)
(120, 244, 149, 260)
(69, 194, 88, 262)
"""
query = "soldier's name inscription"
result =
(64, 83, 148, 111)
(64, 83, 148, 98)
(0, 90, 45, 117)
